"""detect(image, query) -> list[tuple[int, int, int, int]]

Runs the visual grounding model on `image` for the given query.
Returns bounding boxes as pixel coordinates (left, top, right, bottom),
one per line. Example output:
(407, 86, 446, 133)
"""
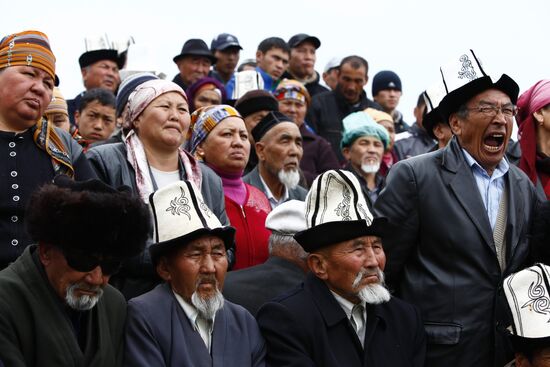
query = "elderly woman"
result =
(0, 30, 97, 269)
(516, 80, 550, 200)
(186, 76, 226, 113)
(274, 79, 340, 187)
(190, 105, 272, 270)
(86, 79, 230, 298)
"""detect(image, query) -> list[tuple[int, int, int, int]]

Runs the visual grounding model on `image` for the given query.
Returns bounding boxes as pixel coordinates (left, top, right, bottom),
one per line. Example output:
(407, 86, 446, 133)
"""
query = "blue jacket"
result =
(124, 283, 266, 367)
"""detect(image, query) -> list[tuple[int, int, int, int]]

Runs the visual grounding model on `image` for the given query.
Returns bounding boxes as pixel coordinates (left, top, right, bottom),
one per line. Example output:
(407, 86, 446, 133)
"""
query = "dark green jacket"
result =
(0, 246, 126, 367)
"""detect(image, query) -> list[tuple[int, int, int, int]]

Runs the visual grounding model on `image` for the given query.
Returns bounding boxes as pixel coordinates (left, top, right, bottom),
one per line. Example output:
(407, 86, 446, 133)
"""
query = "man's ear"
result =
(38, 242, 55, 267)
(448, 112, 462, 137)
(255, 50, 263, 64)
(307, 253, 329, 280)
(74, 110, 81, 126)
(255, 141, 265, 161)
(156, 257, 172, 282)
(341, 146, 351, 161)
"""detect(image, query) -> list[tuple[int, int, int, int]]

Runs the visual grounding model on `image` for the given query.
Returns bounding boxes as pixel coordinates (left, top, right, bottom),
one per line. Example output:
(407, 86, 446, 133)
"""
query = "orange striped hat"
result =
(0, 30, 56, 79)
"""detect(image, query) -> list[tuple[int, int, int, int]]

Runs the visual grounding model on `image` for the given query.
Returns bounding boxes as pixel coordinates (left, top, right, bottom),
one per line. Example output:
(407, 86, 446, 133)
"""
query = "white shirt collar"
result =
(259, 173, 289, 208)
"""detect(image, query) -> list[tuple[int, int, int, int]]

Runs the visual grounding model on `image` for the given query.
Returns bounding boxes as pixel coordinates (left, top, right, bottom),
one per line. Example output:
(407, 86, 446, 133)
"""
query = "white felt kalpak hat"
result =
(437, 49, 519, 123)
(294, 169, 388, 252)
(504, 263, 550, 340)
(148, 181, 235, 264)
(265, 200, 307, 235)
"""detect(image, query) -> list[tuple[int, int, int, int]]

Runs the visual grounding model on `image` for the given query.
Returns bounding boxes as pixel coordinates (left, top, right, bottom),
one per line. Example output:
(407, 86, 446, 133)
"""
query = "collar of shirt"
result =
(330, 290, 366, 322)
(173, 290, 215, 334)
(461, 148, 509, 179)
(259, 174, 289, 209)
(461, 148, 509, 230)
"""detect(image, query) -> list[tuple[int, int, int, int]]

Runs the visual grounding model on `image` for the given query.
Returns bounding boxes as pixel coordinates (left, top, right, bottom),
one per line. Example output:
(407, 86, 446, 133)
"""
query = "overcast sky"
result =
(5, 0, 549, 123)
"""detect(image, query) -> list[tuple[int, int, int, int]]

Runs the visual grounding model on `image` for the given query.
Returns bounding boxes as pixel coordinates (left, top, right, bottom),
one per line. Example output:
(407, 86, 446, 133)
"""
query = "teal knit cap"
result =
(340, 111, 390, 150)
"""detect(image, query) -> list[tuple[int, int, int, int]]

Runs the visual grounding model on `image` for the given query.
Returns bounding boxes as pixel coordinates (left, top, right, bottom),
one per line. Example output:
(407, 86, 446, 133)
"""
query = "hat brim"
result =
(509, 334, 550, 354)
(294, 217, 389, 253)
(173, 52, 217, 65)
(215, 42, 243, 51)
(438, 74, 519, 123)
(79, 49, 124, 69)
(293, 36, 321, 49)
(149, 226, 235, 265)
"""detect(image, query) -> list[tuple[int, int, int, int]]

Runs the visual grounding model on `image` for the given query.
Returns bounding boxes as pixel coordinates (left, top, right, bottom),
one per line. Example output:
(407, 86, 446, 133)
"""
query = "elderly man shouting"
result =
(257, 169, 426, 366)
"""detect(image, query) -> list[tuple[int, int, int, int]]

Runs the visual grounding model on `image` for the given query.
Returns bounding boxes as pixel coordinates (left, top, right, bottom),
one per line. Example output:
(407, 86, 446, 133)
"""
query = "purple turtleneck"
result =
(206, 163, 247, 206)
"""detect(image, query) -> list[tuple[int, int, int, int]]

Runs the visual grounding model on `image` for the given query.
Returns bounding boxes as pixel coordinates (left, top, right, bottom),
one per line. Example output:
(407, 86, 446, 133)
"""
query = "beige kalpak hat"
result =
(148, 181, 235, 264)
(504, 263, 550, 340)
(293, 169, 388, 252)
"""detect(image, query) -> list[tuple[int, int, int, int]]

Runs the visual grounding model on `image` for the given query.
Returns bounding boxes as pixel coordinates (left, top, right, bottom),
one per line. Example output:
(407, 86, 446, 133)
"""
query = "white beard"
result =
(278, 169, 300, 189)
(65, 282, 104, 311)
(191, 288, 225, 320)
(352, 268, 391, 305)
(361, 162, 380, 174)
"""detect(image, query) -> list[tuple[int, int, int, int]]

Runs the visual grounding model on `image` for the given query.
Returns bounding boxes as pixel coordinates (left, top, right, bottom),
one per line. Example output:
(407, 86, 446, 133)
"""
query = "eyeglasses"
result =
(466, 104, 518, 119)
(62, 248, 122, 275)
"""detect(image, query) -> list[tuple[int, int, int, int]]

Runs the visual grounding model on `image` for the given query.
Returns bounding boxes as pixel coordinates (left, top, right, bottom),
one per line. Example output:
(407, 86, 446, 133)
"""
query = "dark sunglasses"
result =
(62, 249, 122, 275)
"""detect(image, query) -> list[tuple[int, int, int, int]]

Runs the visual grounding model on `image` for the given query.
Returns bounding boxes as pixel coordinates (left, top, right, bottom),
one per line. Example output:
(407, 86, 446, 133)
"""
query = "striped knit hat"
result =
(0, 30, 56, 79)
(45, 87, 68, 117)
(189, 105, 242, 155)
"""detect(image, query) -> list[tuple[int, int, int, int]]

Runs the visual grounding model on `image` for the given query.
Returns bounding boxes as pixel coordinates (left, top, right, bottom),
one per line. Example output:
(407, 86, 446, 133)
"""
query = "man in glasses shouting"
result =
(0, 174, 150, 367)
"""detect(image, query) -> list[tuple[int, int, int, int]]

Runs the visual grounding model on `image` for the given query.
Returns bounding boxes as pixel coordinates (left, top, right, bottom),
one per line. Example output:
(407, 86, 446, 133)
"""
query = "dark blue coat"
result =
(256, 273, 426, 367)
(124, 283, 266, 367)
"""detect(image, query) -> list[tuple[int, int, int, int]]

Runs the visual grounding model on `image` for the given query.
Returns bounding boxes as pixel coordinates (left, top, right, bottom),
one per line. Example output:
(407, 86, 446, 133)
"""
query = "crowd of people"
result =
(0, 28, 549, 367)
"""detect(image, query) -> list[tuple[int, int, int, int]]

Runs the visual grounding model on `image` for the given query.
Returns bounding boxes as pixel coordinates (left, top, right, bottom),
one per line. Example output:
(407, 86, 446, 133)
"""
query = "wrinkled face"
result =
(342, 136, 385, 174)
(82, 60, 120, 92)
(450, 89, 513, 175)
(0, 66, 54, 132)
(39, 244, 109, 310)
(323, 68, 339, 90)
(47, 112, 71, 132)
(75, 100, 116, 141)
(256, 48, 289, 80)
(278, 99, 307, 126)
(289, 41, 316, 79)
(377, 119, 395, 151)
(134, 92, 190, 152)
(158, 235, 228, 302)
(193, 88, 222, 111)
(243, 110, 270, 142)
(256, 122, 303, 177)
(177, 56, 212, 86)
(374, 89, 402, 113)
(214, 47, 240, 77)
(337, 63, 367, 104)
(198, 117, 250, 173)
(319, 236, 386, 303)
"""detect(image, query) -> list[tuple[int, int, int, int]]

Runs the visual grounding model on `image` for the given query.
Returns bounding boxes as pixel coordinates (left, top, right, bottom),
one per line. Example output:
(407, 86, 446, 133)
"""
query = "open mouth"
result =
(483, 133, 505, 152)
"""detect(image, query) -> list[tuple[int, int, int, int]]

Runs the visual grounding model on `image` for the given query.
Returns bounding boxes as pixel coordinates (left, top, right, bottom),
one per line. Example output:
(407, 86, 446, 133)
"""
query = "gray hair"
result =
(269, 232, 308, 261)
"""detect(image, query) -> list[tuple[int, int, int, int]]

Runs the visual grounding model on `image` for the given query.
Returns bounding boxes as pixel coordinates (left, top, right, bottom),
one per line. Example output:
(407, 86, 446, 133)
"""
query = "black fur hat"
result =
(26, 175, 151, 259)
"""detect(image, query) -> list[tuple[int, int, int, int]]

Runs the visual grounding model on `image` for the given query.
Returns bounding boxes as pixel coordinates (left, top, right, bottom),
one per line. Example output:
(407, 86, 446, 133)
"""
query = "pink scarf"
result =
(125, 130, 202, 202)
(516, 80, 550, 185)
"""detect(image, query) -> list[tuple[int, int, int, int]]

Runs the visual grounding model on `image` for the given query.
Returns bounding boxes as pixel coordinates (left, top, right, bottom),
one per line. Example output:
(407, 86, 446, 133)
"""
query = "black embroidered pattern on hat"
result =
(458, 54, 477, 81)
(166, 187, 191, 219)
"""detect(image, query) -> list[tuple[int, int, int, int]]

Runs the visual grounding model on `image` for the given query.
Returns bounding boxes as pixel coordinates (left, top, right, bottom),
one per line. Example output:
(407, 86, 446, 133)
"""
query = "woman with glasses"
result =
(516, 80, 550, 200)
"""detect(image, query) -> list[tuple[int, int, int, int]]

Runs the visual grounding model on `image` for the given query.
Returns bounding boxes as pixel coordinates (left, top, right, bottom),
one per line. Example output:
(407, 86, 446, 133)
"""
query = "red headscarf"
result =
(516, 80, 550, 185)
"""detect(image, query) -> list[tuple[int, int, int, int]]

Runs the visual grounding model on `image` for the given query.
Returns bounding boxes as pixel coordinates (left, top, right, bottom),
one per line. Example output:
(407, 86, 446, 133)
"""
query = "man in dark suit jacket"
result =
(223, 200, 308, 315)
(243, 111, 307, 207)
(375, 50, 540, 367)
(257, 170, 426, 366)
